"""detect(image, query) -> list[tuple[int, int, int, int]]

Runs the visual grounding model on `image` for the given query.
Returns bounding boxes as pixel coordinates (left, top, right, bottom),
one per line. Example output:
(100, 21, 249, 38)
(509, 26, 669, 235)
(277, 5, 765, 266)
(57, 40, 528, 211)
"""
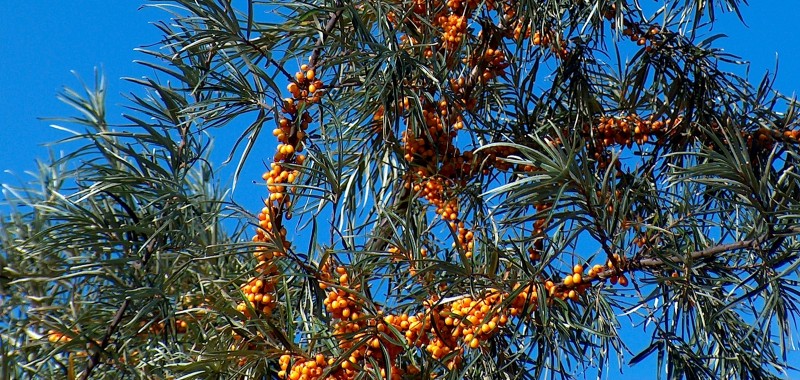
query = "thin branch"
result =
(79, 237, 157, 380)
(240, 37, 295, 82)
(81, 315, 127, 377)
(546, 226, 800, 293)
(576, 238, 760, 285)
(636, 238, 762, 268)
(309, 1, 344, 68)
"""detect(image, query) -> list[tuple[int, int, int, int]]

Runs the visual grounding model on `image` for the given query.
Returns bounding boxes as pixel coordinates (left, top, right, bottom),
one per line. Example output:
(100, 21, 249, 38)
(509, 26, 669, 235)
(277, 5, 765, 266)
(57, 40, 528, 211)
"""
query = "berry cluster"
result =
(278, 354, 328, 380)
(469, 45, 510, 83)
(396, 95, 535, 261)
(276, 247, 643, 379)
(532, 29, 569, 58)
(237, 275, 277, 317)
(146, 317, 191, 335)
(604, 4, 663, 52)
(582, 114, 679, 171)
(747, 127, 800, 152)
(622, 25, 661, 50)
(453, 221, 475, 257)
(604, 254, 630, 286)
(448, 77, 478, 110)
(553, 265, 590, 301)
(238, 64, 324, 318)
(439, 13, 469, 51)
(324, 267, 362, 320)
(589, 115, 671, 149)
(279, 267, 412, 379)
(400, 99, 469, 230)
(492, 2, 530, 41)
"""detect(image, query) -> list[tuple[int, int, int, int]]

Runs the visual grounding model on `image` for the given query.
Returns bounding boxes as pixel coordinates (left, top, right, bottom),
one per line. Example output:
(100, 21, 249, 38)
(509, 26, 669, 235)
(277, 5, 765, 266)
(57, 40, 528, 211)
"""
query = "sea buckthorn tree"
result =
(2, 0, 800, 379)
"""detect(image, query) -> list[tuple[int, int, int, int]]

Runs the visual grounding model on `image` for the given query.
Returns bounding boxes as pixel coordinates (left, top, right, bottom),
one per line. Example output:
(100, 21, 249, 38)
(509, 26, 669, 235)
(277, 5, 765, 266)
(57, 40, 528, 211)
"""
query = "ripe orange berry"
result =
(568, 290, 578, 301)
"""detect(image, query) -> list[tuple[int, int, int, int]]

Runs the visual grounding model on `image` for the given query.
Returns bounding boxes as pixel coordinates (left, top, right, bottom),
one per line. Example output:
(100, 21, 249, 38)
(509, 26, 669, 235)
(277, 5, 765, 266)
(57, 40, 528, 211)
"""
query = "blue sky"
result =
(2, 1, 800, 378)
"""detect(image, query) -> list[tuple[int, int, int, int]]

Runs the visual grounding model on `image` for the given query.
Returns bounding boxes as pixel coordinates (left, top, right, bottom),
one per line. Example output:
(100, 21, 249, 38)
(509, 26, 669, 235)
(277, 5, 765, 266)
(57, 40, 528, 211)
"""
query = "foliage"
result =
(2, 0, 800, 379)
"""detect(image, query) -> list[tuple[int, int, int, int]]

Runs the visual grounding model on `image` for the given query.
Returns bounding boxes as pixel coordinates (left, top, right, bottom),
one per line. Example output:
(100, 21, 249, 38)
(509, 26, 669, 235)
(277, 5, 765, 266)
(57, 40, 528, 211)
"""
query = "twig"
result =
(240, 37, 295, 82)
(309, 1, 345, 68)
(635, 238, 763, 268)
(80, 239, 157, 379)
(574, 233, 774, 288)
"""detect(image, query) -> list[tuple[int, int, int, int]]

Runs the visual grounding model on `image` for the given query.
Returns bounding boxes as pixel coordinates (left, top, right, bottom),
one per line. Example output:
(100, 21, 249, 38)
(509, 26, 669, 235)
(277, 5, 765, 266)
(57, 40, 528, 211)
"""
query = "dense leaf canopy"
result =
(2, 0, 800, 379)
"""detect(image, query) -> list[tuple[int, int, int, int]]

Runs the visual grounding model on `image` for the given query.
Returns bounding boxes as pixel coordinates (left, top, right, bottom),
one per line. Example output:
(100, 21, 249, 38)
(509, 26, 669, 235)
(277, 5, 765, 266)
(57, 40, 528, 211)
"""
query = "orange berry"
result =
(568, 290, 578, 301)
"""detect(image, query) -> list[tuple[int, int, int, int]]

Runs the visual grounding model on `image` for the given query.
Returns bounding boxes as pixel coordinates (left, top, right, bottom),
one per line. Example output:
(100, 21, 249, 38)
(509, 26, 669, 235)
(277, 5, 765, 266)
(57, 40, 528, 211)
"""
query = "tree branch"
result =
(579, 239, 750, 285)
(80, 237, 157, 379)
(309, 1, 344, 68)
(635, 238, 762, 268)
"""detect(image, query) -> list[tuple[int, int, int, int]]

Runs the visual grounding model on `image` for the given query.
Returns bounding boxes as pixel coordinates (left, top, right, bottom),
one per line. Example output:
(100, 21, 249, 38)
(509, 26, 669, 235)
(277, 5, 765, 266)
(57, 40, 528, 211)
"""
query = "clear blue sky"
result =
(2, 1, 799, 378)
